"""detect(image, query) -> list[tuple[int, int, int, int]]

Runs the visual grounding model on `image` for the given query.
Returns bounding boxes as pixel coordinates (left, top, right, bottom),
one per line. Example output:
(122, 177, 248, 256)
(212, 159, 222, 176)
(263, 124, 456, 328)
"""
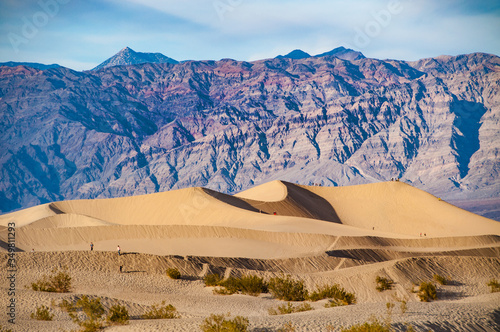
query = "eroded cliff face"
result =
(1, 53, 499, 213)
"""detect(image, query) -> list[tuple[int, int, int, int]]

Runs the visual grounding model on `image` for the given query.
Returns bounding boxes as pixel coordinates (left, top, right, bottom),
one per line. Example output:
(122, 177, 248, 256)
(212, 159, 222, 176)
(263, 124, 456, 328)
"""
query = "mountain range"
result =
(0, 48, 499, 218)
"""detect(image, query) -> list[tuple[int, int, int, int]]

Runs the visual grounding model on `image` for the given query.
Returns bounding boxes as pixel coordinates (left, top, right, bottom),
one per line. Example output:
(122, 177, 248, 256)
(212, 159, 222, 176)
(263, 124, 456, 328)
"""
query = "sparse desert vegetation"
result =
(200, 313, 249, 332)
(212, 274, 267, 296)
(309, 283, 356, 304)
(433, 274, 448, 285)
(166, 267, 181, 279)
(68, 295, 106, 332)
(141, 301, 180, 319)
(30, 305, 53, 321)
(268, 275, 308, 301)
(106, 304, 129, 325)
(340, 316, 391, 332)
(376, 276, 394, 292)
(487, 279, 500, 293)
(31, 268, 72, 293)
(268, 302, 313, 315)
(417, 282, 437, 302)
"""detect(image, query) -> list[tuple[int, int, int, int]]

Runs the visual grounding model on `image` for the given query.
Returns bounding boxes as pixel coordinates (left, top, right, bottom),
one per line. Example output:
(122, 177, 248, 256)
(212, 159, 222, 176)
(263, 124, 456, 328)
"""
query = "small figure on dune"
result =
(117, 245, 121, 256)
(90, 242, 94, 251)
(119, 265, 123, 273)
(31, 248, 34, 253)
(273, 211, 277, 215)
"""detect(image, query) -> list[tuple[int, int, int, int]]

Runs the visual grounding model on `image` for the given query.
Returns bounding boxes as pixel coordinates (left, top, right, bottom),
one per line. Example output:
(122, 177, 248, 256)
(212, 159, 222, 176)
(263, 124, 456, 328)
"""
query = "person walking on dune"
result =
(90, 242, 94, 251)
(117, 245, 121, 256)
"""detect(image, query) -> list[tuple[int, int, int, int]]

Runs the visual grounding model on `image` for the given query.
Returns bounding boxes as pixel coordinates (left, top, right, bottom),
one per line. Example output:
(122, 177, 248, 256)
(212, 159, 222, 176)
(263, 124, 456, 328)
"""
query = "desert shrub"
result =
(218, 276, 240, 295)
(324, 298, 348, 308)
(31, 278, 52, 292)
(268, 275, 308, 301)
(238, 275, 267, 296)
(391, 294, 408, 315)
(340, 316, 390, 332)
(31, 305, 54, 321)
(142, 301, 179, 319)
(0, 325, 13, 332)
(205, 273, 222, 286)
(487, 279, 500, 293)
(278, 321, 296, 332)
(268, 302, 312, 315)
(106, 304, 129, 325)
(215, 275, 267, 296)
(376, 276, 394, 292)
(166, 267, 181, 279)
(386, 302, 395, 316)
(398, 298, 408, 314)
(308, 284, 356, 304)
(213, 286, 236, 295)
(57, 298, 76, 312)
(32, 269, 71, 293)
(69, 295, 105, 332)
(200, 313, 249, 332)
(433, 274, 448, 285)
(418, 282, 437, 302)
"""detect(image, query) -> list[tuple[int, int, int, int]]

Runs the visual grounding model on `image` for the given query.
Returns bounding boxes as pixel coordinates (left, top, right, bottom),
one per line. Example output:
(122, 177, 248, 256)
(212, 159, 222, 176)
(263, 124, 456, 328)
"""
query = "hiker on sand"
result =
(117, 245, 121, 256)
(90, 242, 94, 251)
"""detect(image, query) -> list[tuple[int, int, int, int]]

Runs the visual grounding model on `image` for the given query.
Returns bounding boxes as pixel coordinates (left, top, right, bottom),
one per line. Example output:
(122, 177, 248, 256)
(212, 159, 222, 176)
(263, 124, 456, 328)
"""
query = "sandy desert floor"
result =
(1, 181, 499, 331)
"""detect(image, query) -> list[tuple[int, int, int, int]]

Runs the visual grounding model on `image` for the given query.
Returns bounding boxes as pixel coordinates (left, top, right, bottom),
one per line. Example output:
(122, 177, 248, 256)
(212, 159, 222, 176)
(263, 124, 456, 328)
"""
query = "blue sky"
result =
(1, 0, 499, 70)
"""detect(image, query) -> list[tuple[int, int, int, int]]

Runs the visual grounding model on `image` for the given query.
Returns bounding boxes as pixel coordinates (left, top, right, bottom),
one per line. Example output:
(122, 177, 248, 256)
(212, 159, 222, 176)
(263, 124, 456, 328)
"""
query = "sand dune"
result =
(1, 180, 499, 331)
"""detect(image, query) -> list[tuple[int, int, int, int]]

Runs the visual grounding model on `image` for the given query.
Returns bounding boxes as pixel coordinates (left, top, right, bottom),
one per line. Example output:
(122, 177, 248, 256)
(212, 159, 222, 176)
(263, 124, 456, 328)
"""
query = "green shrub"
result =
(487, 279, 500, 293)
(217, 275, 267, 296)
(268, 275, 308, 301)
(30, 305, 53, 321)
(433, 274, 448, 285)
(324, 299, 348, 308)
(166, 268, 181, 279)
(386, 302, 395, 316)
(237, 275, 267, 296)
(200, 313, 249, 332)
(69, 295, 105, 332)
(341, 316, 390, 332)
(210, 275, 267, 297)
(204, 274, 222, 286)
(142, 301, 179, 319)
(106, 304, 129, 325)
(57, 299, 76, 312)
(31, 269, 71, 293)
(268, 302, 312, 315)
(418, 282, 437, 302)
(399, 299, 408, 314)
(213, 286, 235, 295)
(0, 325, 13, 332)
(218, 276, 240, 295)
(375, 276, 394, 292)
(308, 284, 356, 304)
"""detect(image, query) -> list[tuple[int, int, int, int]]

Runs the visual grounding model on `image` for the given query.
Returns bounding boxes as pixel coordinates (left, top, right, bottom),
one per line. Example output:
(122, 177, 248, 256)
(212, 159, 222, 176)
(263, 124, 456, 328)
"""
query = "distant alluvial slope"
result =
(0, 52, 499, 213)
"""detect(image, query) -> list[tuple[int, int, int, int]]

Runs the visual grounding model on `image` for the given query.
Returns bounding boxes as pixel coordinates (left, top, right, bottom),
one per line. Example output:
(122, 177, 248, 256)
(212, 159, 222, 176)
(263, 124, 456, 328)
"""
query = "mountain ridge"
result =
(0, 61, 61, 70)
(1, 51, 499, 216)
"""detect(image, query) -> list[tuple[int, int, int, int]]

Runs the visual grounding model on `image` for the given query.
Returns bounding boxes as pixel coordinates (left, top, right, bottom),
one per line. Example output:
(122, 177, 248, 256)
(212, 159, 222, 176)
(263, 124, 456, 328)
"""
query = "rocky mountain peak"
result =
(315, 46, 365, 60)
(276, 49, 311, 59)
(92, 46, 179, 71)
